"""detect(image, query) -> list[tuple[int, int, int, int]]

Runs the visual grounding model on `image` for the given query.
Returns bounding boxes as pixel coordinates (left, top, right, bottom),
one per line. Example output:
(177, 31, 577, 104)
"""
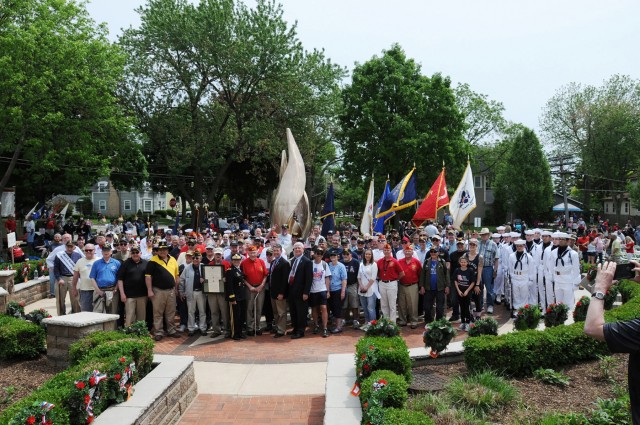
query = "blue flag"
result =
(375, 168, 417, 217)
(373, 180, 395, 234)
(319, 183, 335, 237)
(172, 211, 181, 235)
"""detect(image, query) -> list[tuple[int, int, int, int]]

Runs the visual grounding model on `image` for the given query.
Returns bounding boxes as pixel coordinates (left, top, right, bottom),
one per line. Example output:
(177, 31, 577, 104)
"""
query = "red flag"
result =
(412, 168, 449, 226)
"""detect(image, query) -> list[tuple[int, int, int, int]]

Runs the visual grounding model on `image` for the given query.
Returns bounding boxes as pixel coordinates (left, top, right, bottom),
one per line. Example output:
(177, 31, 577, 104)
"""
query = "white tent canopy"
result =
(552, 202, 583, 212)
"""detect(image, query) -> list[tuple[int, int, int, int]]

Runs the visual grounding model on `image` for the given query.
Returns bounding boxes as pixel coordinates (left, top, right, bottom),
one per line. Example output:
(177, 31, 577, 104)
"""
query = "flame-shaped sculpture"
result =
(271, 129, 312, 241)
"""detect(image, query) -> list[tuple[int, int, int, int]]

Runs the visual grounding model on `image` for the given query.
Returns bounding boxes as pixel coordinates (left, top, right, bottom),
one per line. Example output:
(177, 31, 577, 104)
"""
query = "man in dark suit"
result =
(287, 242, 313, 339)
(268, 243, 291, 338)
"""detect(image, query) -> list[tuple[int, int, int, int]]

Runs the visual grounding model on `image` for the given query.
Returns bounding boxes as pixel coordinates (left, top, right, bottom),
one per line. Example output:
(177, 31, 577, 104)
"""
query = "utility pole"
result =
(549, 155, 575, 228)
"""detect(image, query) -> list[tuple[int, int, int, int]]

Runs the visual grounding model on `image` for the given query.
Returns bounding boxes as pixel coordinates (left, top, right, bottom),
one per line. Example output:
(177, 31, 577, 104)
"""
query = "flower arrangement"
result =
(355, 343, 379, 382)
(543, 303, 569, 328)
(513, 304, 542, 331)
(6, 300, 26, 318)
(364, 317, 400, 338)
(25, 308, 52, 327)
(7, 401, 58, 425)
(105, 356, 137, 403)
(423, 317, 457, 358)
(467, 317, 499, 337)
(21, 263, 31, 283)
(69, 370, 108, 424)
(603, 285, 619, 310)
(573, 296, 590, 322)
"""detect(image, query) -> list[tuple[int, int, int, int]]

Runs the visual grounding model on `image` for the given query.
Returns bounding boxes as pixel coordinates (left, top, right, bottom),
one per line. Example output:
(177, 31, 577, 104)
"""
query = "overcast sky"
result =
(86, 0, 640, 136)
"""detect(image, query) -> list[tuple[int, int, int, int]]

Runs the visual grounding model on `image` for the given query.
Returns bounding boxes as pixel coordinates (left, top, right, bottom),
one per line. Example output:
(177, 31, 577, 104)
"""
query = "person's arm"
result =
(71, 270, 80, 297)
(117, 279, 126, 302)
(584, 261, 617, 341)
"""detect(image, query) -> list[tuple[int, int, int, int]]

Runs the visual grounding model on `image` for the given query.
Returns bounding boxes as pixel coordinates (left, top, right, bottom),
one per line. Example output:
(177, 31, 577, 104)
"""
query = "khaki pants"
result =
(124, 296, 147, 327)
(92, 287, 120, 315)
(207, 293, 229, 333)
(271, 297, 288, 334)
(378, 280, 398, 322)
(397, 283, 419, 325)
(245, 287, 265, 332)
(56, 276, 81, 316)
(152, 287, 176, 336)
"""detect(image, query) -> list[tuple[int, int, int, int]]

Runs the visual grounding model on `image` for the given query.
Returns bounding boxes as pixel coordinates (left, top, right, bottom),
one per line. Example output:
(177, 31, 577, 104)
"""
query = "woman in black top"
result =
(466, 239, 484, 321)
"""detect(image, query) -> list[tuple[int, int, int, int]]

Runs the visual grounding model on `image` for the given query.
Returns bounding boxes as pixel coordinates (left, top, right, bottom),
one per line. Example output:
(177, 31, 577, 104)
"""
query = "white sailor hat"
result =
(524, 230, 534, 236)
(185, 228, 193, 234)
(510, 232, 520, 238)
(541, 230, 553, 236)
(514, 239, 526, 246)
(533, 228, 542, 234)
(554, 232, 569, 239)
(224, 230, 232, 235)
(492, 233, 501, 238)
(496, 226, 506, 231)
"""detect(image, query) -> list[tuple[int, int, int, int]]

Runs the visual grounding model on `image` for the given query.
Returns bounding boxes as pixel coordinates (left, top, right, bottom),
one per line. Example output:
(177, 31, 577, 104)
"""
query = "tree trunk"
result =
(0, 136, 25, 197)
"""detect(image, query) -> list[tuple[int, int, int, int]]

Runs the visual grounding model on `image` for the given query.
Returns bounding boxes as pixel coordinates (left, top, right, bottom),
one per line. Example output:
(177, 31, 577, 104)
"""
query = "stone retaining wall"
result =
(94, 355, 197, 425)
(0, 276, 49, 313)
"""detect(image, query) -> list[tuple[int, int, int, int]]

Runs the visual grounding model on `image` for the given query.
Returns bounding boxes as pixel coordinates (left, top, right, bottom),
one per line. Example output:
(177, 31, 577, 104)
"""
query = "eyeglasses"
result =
(266, 252, 273, 256)
(131, 251, 140, 254)
(84, 249, 94, 252)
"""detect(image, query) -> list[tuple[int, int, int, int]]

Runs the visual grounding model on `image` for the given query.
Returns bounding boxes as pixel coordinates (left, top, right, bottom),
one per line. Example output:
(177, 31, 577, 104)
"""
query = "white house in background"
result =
(90, 179, 169, 217)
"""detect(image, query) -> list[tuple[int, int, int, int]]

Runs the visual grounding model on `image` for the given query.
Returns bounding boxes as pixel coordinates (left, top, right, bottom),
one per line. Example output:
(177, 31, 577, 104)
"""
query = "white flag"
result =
(59, 203, 70, 218)
(360, 178, 375, 235)
(449, 162, 477, 229)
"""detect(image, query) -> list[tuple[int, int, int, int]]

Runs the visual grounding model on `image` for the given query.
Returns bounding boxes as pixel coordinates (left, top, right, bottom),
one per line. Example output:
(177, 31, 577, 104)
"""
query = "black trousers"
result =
(262, 288, 274, 327)
(229, 300, 246, 339)
(288, 292, 308, 336)
(424, 290, 445, 323)
(459, 294, 472, 324)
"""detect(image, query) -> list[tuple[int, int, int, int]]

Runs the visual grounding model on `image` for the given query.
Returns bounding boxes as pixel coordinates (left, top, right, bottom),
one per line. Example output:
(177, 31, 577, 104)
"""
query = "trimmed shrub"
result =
(0, 316, 46, 360)
(468, 317, 498, 337)
(68, 330, 132, 365)
(464, 322, 608, 377)
(359, 370, 408, 409)
(355, 336, 412, 383)
(383, 408, 434, 424)
(83, 338, 154, 377)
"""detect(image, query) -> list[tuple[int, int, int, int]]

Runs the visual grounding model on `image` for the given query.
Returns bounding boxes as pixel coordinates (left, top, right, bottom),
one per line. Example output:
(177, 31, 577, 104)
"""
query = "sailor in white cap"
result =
(523, 230, 537, 304)
(547, 232, 580, 310)
(532, 230, 553, 309)
(496, 225, 506, 235)
(497, 232, 513, 307)
(532, 229, 542, 246)
(508, 239, 536, 316)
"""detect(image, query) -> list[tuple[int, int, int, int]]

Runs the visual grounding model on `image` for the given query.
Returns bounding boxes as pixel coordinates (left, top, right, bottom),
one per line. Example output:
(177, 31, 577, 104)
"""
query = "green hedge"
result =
(0, 330, 154, 425)
(464, 279, 640, 377)
(359, 370, 408, 409)
(0, 260, 48, 281)
(355, 336, 412, 384)
(0, 316, 46, 360)
(383, 408, 434, 424)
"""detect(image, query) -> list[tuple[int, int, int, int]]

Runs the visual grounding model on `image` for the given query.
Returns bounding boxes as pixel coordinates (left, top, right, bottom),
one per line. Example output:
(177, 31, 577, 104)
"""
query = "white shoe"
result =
(458, 324, 467, 331)
(352, 320, 360, 329)
(465, 324, 471, 331)
(487, 306, 494, 314)
(495, 295, 502, 303)
(178, 325, 186, 332)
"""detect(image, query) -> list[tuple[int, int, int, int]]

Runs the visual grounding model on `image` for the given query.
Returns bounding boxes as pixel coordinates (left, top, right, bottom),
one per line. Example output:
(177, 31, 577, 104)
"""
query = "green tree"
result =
(455, 83, 506, 146)
(118, 0, 344, 223)
(338, 44, 468, 200)
(493, 126, 553, 224)
(0, 0, 144, 206)
(540, 75, 640, 222)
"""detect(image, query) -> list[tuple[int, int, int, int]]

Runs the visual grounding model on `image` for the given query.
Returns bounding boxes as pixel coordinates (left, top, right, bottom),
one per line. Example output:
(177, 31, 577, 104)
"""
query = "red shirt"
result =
(240, 257, 268, 285)
(577, 236, 590, 252)
(398, 257, 422, 285)
(376, 257, 402, 281)
(4, 219, 16, 233)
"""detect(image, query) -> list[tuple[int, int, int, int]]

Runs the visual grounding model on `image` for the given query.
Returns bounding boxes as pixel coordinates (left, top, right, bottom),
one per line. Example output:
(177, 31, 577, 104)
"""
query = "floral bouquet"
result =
(105, 356, 138, 403)
(423, 317, 457, 358)
(21, 262, 31, 282)
(603, 285, 619, 310)
(573, 296, 590, 322)
(544, 303, 569, 328)
(514, 304, 542, 331)
(364, 317, 400, 338)
(25, 308, 52, 327)
(69, 370, 108, 424)
(6, 300, 26, 318)
(355, 343, 379, 382)
(8, 401, 58, 425)
(467, 317, 499, 337)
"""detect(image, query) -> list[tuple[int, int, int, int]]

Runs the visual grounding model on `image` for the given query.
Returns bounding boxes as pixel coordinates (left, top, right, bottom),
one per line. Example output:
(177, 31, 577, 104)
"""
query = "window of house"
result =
(625, 203, 629, 213)
(612, 203, 616, 213)
(124, 200, 131, 211)
(98, 182, 108, 193)
(474, 175, 482, 188)
(485, 177, 492, 189)
(99, 200, 106, 211)
(143, 199, 152, 212)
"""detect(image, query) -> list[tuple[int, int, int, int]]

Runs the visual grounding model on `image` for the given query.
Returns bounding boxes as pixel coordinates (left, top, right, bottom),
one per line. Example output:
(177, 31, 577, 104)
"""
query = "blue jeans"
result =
(359, 295, 376, 323)
(49, 273, 56, 296)
(481, 266, 495, 309)
(79, 290, 94, 312)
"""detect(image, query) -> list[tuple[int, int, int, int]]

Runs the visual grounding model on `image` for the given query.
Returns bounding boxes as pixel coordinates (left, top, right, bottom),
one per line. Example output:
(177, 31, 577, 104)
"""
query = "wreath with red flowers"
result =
(573, 296, 590, 322)
(69, 370, 108, 424)
(543, 303, 569, 328)
(355, 344, 379, 382)
(105, 356, 138, 403)
(8, 401, 58, 425)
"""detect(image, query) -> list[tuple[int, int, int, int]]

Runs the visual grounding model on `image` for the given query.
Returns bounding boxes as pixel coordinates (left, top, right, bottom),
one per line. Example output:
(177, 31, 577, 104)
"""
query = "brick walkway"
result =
(178, 395, 325, 425)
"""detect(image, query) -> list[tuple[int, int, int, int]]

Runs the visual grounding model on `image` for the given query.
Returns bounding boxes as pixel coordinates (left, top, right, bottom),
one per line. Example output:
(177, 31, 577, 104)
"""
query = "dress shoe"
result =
(187, 331, 194, 337)
(200, 330, 207, 336)
(246, 330, 256, 336)
(255, 329, 263, 336)
(154, 335, 163, 341)
(210, 331, 222, 338)
(168, 332, 181, 338)
(273, 332, 285, 338)
(290, 333, 304, 339)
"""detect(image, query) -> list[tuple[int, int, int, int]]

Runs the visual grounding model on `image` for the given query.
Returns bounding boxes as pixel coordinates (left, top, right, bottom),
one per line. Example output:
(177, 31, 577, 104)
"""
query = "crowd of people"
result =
(32, 210, 637, 340)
